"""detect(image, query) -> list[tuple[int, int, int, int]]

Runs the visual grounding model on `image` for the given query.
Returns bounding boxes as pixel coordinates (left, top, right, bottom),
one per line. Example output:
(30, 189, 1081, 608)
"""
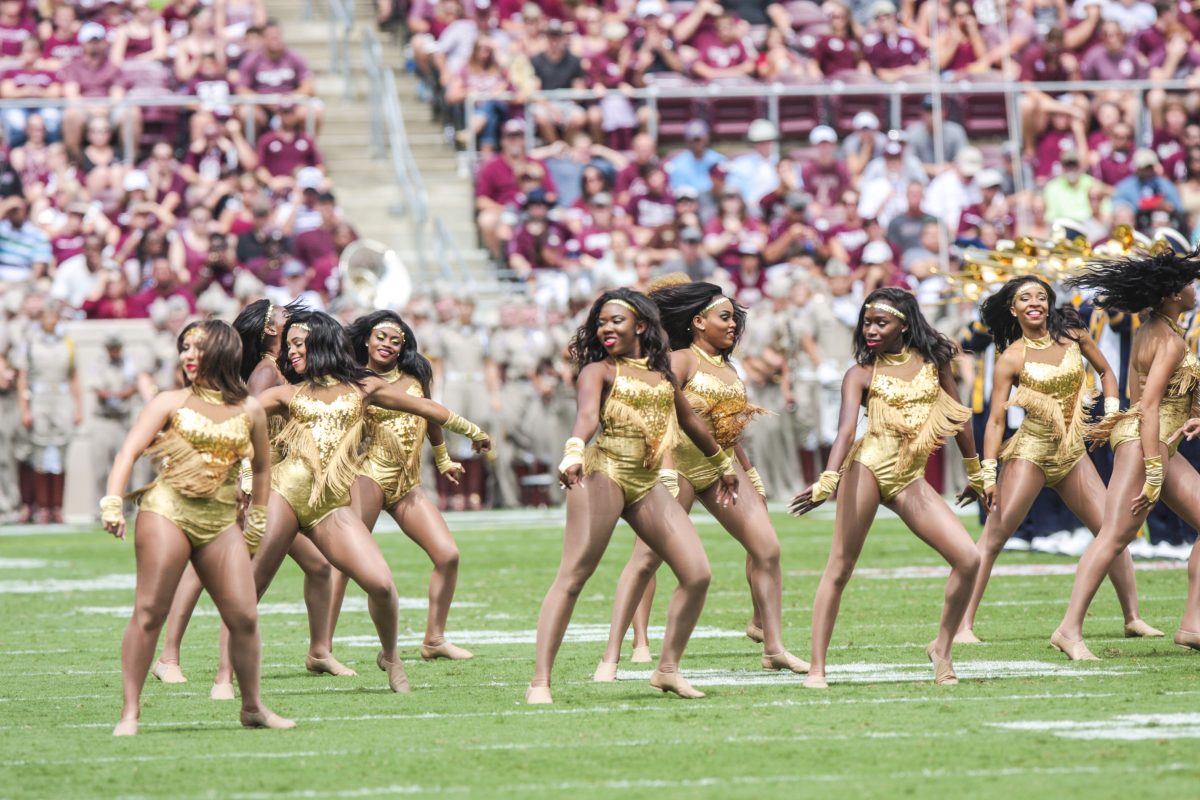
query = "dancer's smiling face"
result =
(597, 302, 645, 358)
(368, 324, 404, 370)
(862, 307, 906, 353)
(179, 329, 205, 379)
(694, 297, 736, 352)
(287, 327, 309, 375)
(1011, 280, 1050, 333)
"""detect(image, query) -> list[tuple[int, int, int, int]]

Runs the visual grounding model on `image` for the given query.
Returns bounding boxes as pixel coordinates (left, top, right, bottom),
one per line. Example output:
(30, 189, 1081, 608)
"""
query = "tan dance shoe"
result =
(592, 661, 618, 682)
(525, 684, 553, 704)
(953, 629, 982, 644)
(1173, 629, 1200, 651)
(151, 660, 187, 684)
(376, 651, 411, 693)
(210, 682, 235, 701)
(926, 643, 959, 685)
(762, 651, 810, 673)
(241, 710, 297, 730)
(745, 622, 764, 644)
(803, 673, 828, 689)
(305, 654, 358, 676)
(420, 641, 475, 661)
(1124, 620, 1165, 638)
(1050, 630, 1100, 661)
(649, 670, 705, 699)
(112, 719, 138, 737)
(630, 645, 652, 663)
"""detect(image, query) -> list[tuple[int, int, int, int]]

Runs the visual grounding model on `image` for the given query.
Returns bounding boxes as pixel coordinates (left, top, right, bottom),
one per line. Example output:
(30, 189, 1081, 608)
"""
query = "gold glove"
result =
(658, 468, 679, 498)
(243, 504, 267, 554)
(443, 412, 488, 442)
(99, 495, 123, 526)
(963, 456, 986, 495)
(979, 458, 999, 491)
(810, 470, 840, 503)
(1142, 456, 1164, 505)
(432, 443, 462, 475)
(558, 437, 586, 475)
(704, 447, 737, 477)
(746, 466, 766, 498)
(1104, 397, 1120, 417)
(239, 459, 253, 494)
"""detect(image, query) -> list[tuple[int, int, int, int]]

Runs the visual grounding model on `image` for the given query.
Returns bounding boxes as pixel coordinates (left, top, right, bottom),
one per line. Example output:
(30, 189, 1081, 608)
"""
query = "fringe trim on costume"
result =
(1168, 361, 1200, 398)
(1000, 385, 1097, 462)
(601, 396, 680, 469)
(686, 392, 771, 449)
(1085, 406, 1140, 444)
(864, 390, 970, 473)
(367, 420, 421, 490)
(273, 416, 368, 506)
(126, 429, 243, 501)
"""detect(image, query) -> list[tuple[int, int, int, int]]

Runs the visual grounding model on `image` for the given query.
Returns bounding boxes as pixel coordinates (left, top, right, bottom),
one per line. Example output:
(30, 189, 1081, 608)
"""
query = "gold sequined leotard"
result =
(673, 353, 766, 492)
(136, 390, 252, 548)
(999, 339, 1093, 487)
(1098, 317, 1200, 457)
(583, 357, 679, 505)
(362, 370, 427, 508)
(847, 353, 971, 502)
(271, 385, 367, 530)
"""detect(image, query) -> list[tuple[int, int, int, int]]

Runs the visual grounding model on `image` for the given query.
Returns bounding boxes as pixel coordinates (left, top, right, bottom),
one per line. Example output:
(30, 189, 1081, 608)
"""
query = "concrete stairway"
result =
(269, 1, 490, 287)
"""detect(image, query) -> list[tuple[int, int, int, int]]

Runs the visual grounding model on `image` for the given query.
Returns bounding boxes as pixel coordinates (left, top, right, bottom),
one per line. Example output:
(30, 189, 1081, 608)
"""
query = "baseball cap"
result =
(883, 140, 904, 156)
(747, 119, 779, 143)
(861, 241, 893, 265)
(786, 191, 810, 211)
(977, 168, 1004, 189)
(602, 21, 628, 40)
(282, 260, 306, 278)
(636, 0, 664, 17)
(737, 240, 760, 256)
(825, 258, 851, 277)
(296, 166, 323, 191)
(674, 185, 700, 201)
(122, 170, 149, 192)
(852, 111, 880, 131)
(956, 146, 984, 177)
(680, 227, 703, 243)
(590, 191, 613, 206)
(871, 0, 897, 17)
(545, 18, 565, 36)
(104, 335, 123, 348)
(79, 22, 106, 43)
(1134, 148, 1160, 169)
(1060, 149, 1081, 166)
(524, 187, 551, 206)
(810, 125, 838, 145)
(501, 118, 525, 136)
(684, 119, 710, 141)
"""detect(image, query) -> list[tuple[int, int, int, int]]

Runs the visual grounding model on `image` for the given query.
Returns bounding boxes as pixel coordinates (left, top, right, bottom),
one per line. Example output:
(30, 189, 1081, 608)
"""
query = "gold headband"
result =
(372, 321, 407, 344)
(261, 302, 275, 340)
(183, 327, 207, 344)
(866, 302, 907, 321)
(604, 299, 639, 317)
(701, 295, 733, 315)
(290, 322, 311, 333)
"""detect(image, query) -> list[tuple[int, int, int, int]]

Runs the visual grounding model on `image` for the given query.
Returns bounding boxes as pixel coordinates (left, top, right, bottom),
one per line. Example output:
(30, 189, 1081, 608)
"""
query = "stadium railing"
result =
(328, 0, 354, 99)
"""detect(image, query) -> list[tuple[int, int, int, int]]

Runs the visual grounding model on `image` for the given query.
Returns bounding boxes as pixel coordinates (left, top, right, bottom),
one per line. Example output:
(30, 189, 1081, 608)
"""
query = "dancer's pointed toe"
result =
(630, 645, 653, 663)
(649, 670, 705, 699)
(306, 655, 358, 677)
(1050, 630, 1100, 661)
(376, 651, 411, 693)
(762, 651, 810, 674)
(1124, 619, 1164, 638)
(151, 660, 187, 684)
(525, 684, 553, 704)
(592, 661, 618, 682)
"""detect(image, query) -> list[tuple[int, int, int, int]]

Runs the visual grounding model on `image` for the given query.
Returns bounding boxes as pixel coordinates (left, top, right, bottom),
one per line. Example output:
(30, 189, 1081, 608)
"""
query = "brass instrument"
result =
(338, 239, 412, 311)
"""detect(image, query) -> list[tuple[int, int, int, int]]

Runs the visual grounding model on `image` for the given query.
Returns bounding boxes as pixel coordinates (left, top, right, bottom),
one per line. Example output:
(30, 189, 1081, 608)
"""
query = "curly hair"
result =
(567, 288, 674, 381)
(345, 310, 433, 397)
(853, 287, 957, 367)
(1067, 248, 1200, 313)
(280, 308, 371, 387)
(648, 280, 747, 356)
(176, 319, 248, 403)
(980, 276, 1084, 352)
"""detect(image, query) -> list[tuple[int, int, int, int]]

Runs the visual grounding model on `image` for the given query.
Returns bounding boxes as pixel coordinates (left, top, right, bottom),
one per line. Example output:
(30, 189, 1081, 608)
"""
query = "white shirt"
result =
(921, 171, 980, 233)
(49, 255, 98, 308)
(726, 151, 779, 208)
(1101, 0, 1157, 32)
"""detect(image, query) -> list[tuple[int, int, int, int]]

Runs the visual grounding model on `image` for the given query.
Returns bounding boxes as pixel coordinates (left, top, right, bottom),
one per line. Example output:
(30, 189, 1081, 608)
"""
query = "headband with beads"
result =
(604, 299, 639, 317)
(866, 302, 907, 321)
(261, 302, 276, 340)
(372, 321, 407, 344)
(701, 295, 733, 315)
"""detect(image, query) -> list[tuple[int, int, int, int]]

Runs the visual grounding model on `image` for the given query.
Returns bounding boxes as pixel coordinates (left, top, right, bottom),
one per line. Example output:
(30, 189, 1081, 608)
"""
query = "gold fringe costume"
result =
(846, 353, 971, 502)
(362, 370, 427, 508)
(135, 389, 253, 548)
(271, 385, 367, 530)
(583, 357, 679, 505)
(673, 351, 767, 492)
(999, 338, 1095, 487)
(1091, 319, 1200, 458)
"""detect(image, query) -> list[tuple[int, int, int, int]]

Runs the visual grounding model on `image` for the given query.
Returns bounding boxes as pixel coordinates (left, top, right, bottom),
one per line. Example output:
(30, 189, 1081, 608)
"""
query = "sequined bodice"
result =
(686, 370, 748, 416)
(367, 381, 426, 455)
(1169, 351, 1200, 400)
(869, 361, 941, 431)
(602, 364, 675, 443)
(171, 407, 251, 468)
(288, 390, 364, 464)
(1020, 342, 1084, 419)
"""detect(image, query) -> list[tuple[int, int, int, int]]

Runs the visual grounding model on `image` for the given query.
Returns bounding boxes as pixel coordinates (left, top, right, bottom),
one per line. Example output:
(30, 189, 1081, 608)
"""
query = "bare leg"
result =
(960, 459, 1046, 638)
(391, 488, 464, 651)
(888, 479, 981, 668)
(1160, 453, 1200, 633)
(155, 563, 204, 678)
(600, 538, 664, 665)
(115, 513, 193, 734)
(288, 535, 335, 661)
(328, 477, 386, 645)
(1056, 441, 1153, 642)
(807, 462, 880, 687)
(631, 576, 656, 652)
(530, 473, 625, 691)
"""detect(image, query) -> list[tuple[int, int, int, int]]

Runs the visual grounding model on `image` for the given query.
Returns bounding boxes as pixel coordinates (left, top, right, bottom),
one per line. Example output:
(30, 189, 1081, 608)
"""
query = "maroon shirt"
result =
(823, 222, 869, 266)
(800, 160, 851, 208)
(82, 293, 150, 320)
(41, 35, 80, 64)
(1034, 130, 1076, 179)
(50, 233, 85, 264)
(0, 20, 36, 57)
(475, 155, 557, 206)
(132, 284, 197, 313)
(1153, 128, 1189, 182)
(572, 224, 614, 259)
(1019, 45, 1071, 81)
(255, 131, 322, 177)
(1078, 44, 1147, 81)
(1095, 149, 1134, 186)
(237, 48, 312, 94)
(625, 189, 675, 229)
(586, 51, 629, 88)
(61, 56, 125, 96)
(507, 219, 568, 268)
(810, 34, 862, 75)
(862, 31, 922, 71)
(2, 67, 60, 93)
(293, 225, 344, 288)
(693, 33, 751, 70)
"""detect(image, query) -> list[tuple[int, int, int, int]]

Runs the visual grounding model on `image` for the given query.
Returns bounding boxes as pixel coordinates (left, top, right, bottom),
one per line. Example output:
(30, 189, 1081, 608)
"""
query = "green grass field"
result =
(3, 507, 1199, 799)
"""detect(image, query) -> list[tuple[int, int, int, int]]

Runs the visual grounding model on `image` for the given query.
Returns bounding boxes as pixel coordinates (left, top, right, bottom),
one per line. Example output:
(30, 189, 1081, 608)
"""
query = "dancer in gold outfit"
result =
(1053, 251, 1200, 659)
(594, 278, 808, 680)
(251, 310, 490, 692)
(957, 276, 1159, 644)
(792, 288, 985, 688)
(526, 288, 737, 704)
(152, 301, 346, 697)
(325, 311, 474, 662)
(102, 320, 294, 735)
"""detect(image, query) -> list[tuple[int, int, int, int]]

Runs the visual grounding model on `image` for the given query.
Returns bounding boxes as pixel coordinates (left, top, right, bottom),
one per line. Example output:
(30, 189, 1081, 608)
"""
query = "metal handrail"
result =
(328, 0, 354, 99)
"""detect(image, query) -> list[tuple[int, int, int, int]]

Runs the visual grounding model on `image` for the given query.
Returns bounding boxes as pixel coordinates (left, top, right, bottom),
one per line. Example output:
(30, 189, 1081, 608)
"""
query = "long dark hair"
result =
(233, 299, 305, 380)
(853, 287, 957, 367)
(345, 310, 433, 397)
(280, 308, 371, 386)
(1067, 248, 1200, 313)
(649, 280, 747, 356)
(568, 288, 674, 381)
(177, 319, 248, 403)
(980, 276, 1084, 352)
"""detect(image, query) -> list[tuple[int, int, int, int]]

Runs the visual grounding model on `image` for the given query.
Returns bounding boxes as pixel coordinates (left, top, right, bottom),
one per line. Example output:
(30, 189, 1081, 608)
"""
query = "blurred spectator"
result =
(886, 181, 938, 253)
(614, 132, 658, 204)
(1112, 148, 1183, 222)
(294, 191, 356, 294)
(859, 137, 927, 225)
(660, 225, 719, 280)
(534, 132, 626, 210)
(82, 267, 147, 320)
(89, 336, 140, 505)
(445, 37, 509, 155)
(727, 118, 779, 206)
(1044, 150, 1109, 240)
(864, 1, 928, 81)
(254, 100, 323, 191)
(267, 258, 325, 310)
(665, 120, 726, 206)
(905, 95, 968, 176)
(842, 112, 885, 178)
(475, 118, 557, 258)
(756, 26, 807, 81)
(238, 20, 318, 129)
(530, 19, 587, 142)
(182, 114, 257, 207)
(61, 22, 141, 158)
(584, 21, 640, 148)
(932, 1, 987, 77)
(508, 187, 568, 278)
(808, 1, 870, 79)
(630, 5, 684, 85)
(1032, 102, 1089, 181)
(41, 6, 82, 68)
(705, 187, 765, 271)
(1094, 119, 1136, 186)
(1079, 20, 1147, 123)
(764, 191, 822, 264)
(802, 125, 852, 211)
(1102, 0, 1157, 33)
(111, 0, 169, 64)
(133, 255, 197, 312)
(719, 0, 792, 33)
(691, 9, 757, 80)
(0, 197, 49, 283)
(50, 233, 105, 307)
(1150, 97, 1190, 183)
(728, 240, 767, 305)
(1, 38, 64, 147)
(169, 205, 215, 285)
(0, 0, 35, 59)
(922, 145, 982, 232)
(174, 5, 228, 84)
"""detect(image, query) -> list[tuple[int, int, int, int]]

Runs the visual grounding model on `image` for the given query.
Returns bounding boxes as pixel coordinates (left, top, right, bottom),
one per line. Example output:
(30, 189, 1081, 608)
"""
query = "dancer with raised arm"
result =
(791, 288, 985, 688)
(594, 278, 808, 680)
(527, 288, 738, 704)
(957, 276, 1159, 643)
(1053, 250, 1200, 659)
(103, 320, 293, 735)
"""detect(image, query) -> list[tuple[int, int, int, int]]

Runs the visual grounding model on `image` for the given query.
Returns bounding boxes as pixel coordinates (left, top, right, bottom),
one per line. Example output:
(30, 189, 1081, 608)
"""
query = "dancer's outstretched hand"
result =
(441, 461, 465, 484)
(560, 463, 583, 490)
(789, 486, 823, 516)
(715, 473, 739, 507)
(472, 435, 491, 454)
(955, 484, 979, 508)
(104, 516, 127, 541)
(1170, 418, 1200, 445)
(982, 485, 997, 513)
(1130, 486, 1156, 516)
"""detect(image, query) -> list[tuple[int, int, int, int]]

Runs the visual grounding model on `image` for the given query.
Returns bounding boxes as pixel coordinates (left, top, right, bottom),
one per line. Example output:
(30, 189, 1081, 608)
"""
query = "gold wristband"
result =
(99, 494, 123, 526)
(444, 412, 487, 442)
(558, 436, 586, 474)
(963, 456, 986, 495)
(746, 466, 766, 498)
(811, 470, 840, 502)
(705, 448, 736, 477)
(1104, 397, 1120, 416)
(239, 460, 253, 494)
(658, 468, 679, 498)
(1143, 456, 1164, 504)
(432, 443, 461, 475)
(243, 504, 267, 554)
(980, 458, 998, 490)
